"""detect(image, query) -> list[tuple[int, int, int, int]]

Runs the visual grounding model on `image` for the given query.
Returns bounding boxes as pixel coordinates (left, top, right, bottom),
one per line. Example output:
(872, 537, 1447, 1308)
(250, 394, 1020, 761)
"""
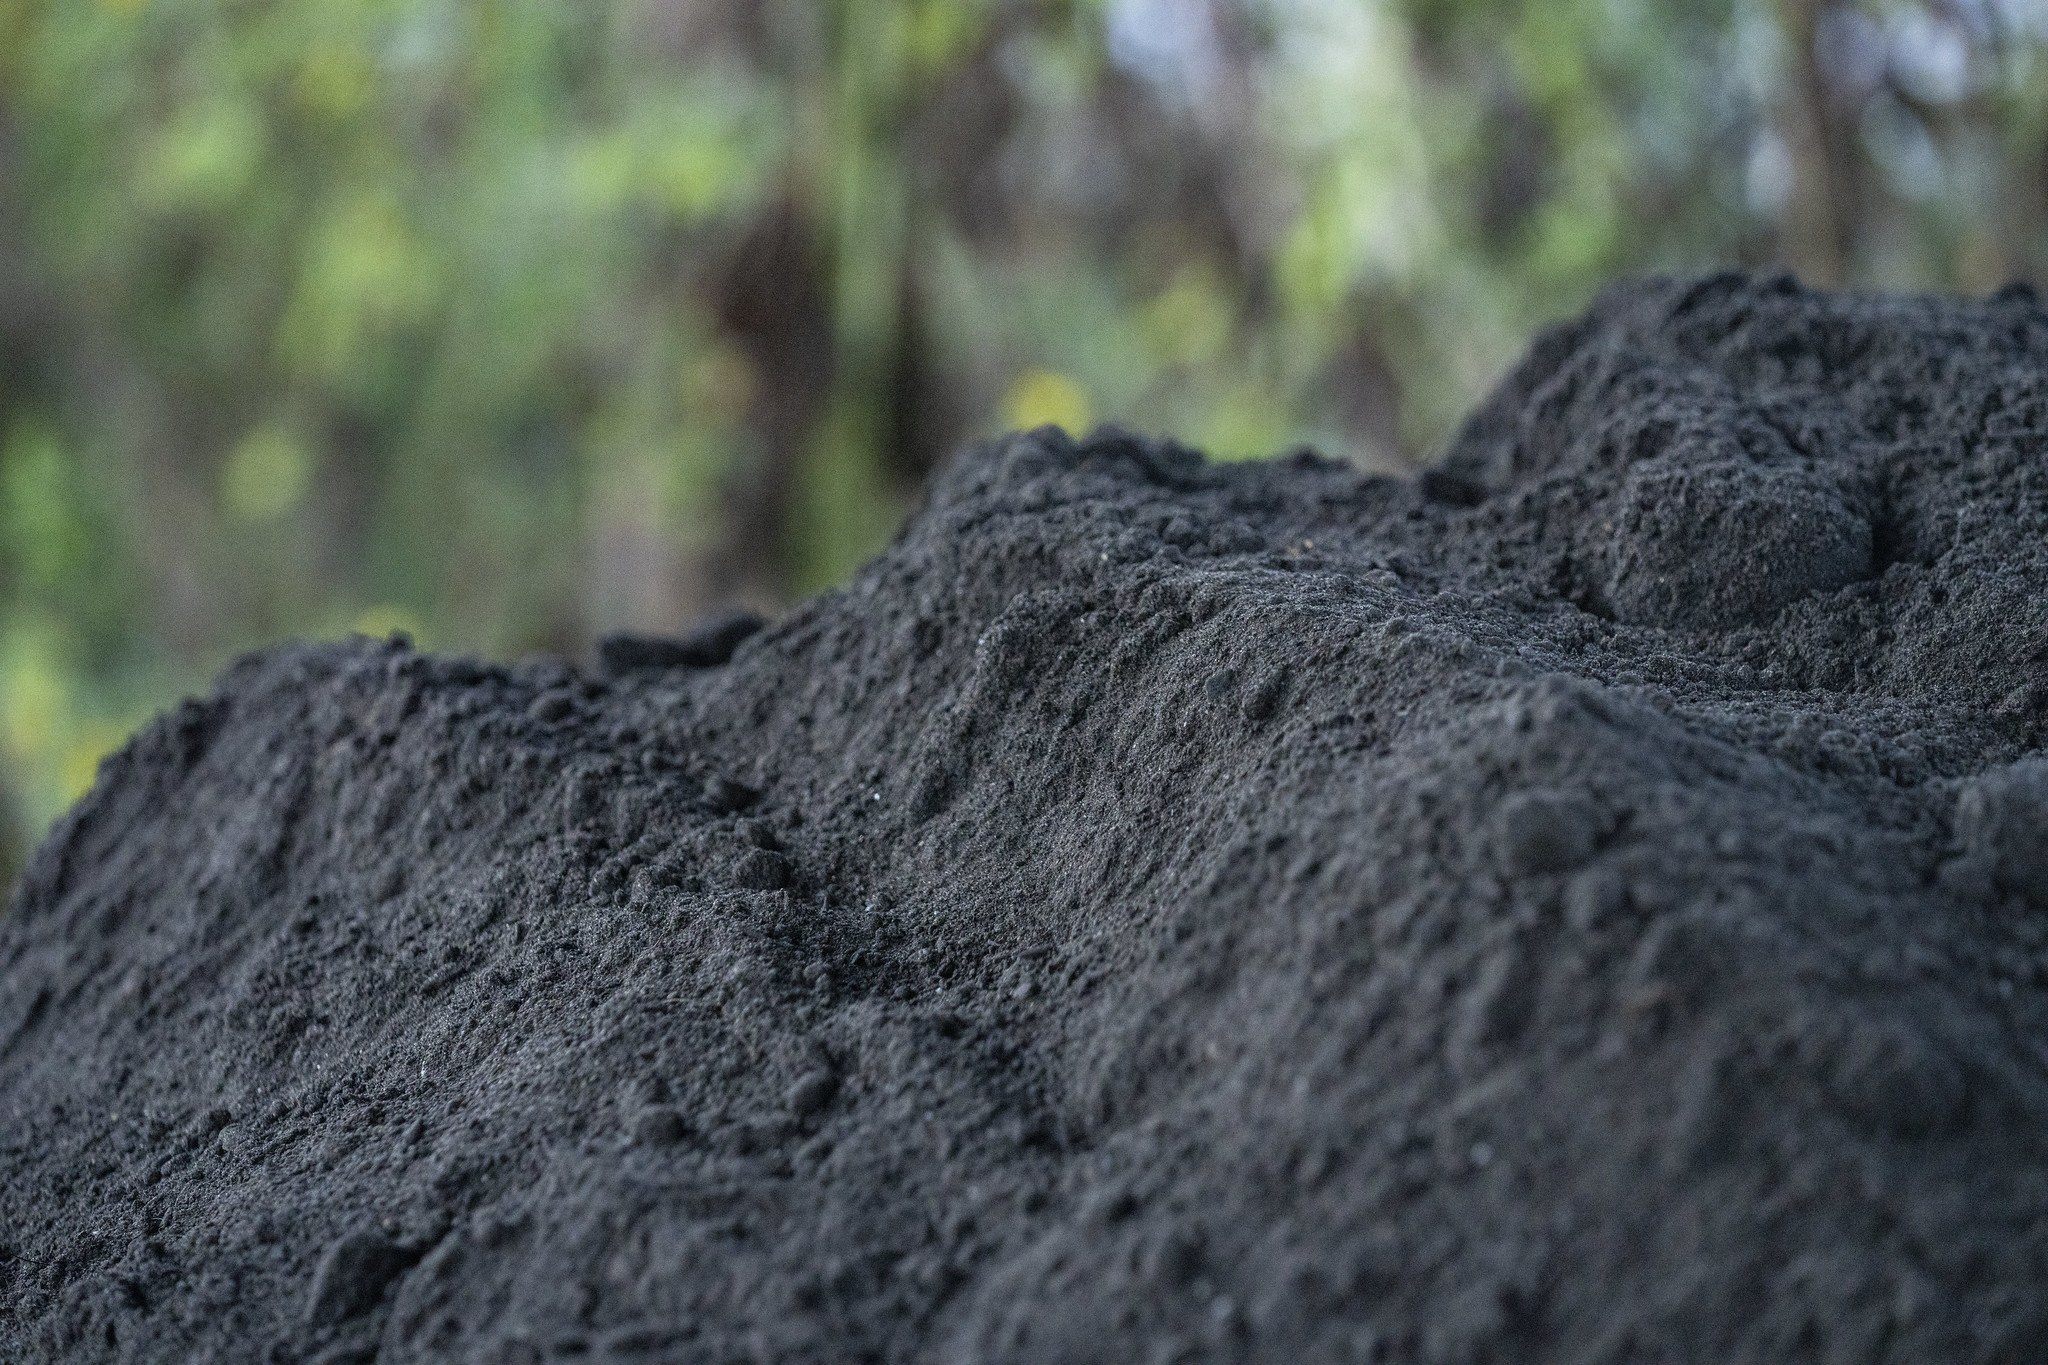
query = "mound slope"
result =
(4, 274, 2048, 1363)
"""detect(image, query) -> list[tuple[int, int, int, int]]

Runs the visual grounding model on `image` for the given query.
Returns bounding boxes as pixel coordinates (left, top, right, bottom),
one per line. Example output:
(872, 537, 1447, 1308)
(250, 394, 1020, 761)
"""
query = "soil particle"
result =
(1453, 934, 1538, 1059)
(703, 774, 762, 814)
(1493, 788, 1604, 875)
(524, 690, 576, 724)
(1824, 1018, 1970, 1139)
(596, 609, 766, 675)
(1598, 458, 1875, 630)
(630, 1106, 689, 1147)
(304, 1233, 420, 1328)
(6, 275, 2048, 1362)
(1955, 759, 2048, 907)
(786, 1068, 840, 1118)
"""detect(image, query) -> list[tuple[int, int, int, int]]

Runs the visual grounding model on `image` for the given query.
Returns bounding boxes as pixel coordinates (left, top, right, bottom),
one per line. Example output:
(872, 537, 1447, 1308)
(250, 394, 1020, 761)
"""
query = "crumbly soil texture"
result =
(6, 274, 2048, 1364)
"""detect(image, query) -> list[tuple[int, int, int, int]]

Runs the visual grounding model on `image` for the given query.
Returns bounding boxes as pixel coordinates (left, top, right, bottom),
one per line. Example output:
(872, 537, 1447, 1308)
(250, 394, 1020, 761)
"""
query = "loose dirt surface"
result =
(5, 274, 2048, 1362)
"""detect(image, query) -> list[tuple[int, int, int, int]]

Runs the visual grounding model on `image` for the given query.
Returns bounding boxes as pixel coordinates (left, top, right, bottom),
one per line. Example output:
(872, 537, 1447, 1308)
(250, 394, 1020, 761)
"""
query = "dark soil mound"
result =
(6, 274, 2048, 1363)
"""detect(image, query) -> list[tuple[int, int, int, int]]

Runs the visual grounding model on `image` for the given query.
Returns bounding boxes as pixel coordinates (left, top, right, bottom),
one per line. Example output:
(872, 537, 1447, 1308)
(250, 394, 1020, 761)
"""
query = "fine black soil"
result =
(6, 273, 2048, 1363)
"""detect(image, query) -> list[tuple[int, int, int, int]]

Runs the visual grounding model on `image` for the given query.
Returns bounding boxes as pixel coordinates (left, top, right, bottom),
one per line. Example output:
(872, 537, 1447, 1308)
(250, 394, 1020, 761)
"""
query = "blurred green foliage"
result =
(6, 0, 2048, 883)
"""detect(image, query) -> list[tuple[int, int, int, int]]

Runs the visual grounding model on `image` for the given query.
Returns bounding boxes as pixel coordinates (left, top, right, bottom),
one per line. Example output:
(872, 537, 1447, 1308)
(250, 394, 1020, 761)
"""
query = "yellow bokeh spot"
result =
(296, 44, 377, 120)
(2, 655, 61, 762)
(1201, 380, 1287, 463)
(684, 344, 759, 425)
(0, 628, 135, 831)
(61, 722, 129, 803)
(650, 135, 747, 219)
(1142, 267, 1233, 370)
(141, 99, 265, 211)
(908, 1, 990, 74)
(277, 193, 439, 382)
(98, 0, 147, 14)
(221, 425, 313, 523)
(351, 604, 426, 645)
(1003, 369, 1092, 436)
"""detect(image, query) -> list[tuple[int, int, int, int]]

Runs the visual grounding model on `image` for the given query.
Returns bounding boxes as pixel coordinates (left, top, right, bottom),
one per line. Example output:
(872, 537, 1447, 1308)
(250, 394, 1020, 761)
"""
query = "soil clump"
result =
(4, 273, 2048, 1362)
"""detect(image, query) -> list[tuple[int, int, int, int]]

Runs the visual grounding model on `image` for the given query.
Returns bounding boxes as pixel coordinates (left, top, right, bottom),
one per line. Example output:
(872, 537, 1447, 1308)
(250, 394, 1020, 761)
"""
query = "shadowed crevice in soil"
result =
(4, 274, 2048, 1363)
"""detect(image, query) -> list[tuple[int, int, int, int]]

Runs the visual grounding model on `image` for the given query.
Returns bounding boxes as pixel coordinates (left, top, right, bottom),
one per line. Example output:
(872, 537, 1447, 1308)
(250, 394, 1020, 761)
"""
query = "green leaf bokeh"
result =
(6, 0, 2046, 882)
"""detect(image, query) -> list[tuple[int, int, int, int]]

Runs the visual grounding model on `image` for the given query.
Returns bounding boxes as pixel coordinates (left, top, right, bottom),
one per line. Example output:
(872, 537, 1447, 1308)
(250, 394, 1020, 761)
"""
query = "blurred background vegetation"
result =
(6, 0, 2048, 885)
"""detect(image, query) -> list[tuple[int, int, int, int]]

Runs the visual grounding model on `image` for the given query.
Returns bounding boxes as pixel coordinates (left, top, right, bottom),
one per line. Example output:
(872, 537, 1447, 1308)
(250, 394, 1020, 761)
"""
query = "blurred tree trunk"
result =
(1776, 0, 1854, 286)
(1989, 103, 2048, 287)
(698, 195, 838, 611)
(877, 252, 954, 489)
(1, 104, 29, 899)
(0, 107, 37, 409)
(0, 779, 20, 901)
